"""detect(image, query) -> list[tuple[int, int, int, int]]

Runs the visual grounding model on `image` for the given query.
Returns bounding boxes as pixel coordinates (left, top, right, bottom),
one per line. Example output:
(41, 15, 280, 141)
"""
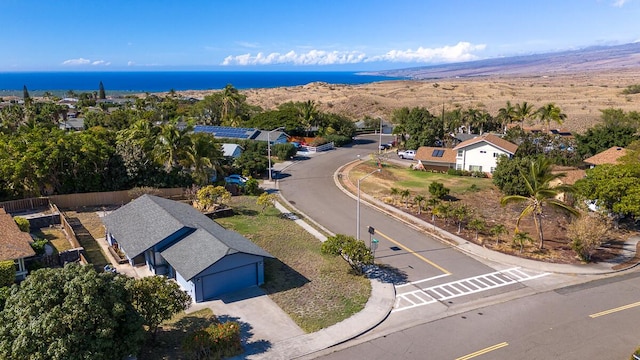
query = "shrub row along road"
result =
(278, 134, 640, 359)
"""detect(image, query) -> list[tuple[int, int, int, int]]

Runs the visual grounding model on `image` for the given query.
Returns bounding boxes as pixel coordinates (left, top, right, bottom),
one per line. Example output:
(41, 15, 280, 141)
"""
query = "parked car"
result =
(224, 174, 248, 185)
(379, 143, 391, 150)
(397, 149, 416, 160)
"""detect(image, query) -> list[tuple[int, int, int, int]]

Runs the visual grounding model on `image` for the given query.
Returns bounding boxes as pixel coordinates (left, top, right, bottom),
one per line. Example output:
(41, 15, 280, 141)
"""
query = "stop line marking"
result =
(393, 267, 549, 312)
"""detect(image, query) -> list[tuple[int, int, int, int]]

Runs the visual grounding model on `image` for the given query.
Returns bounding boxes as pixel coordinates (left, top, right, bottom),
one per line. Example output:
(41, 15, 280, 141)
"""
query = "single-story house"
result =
(0, 208, 35, 281)
(222, 143, 243, 159)
(453, 133, 519, 174)
(102, 195, 273, 302)
(59, 118, 85, 131)
(414, 147, 457, 172)
(583, 146, 627, 168)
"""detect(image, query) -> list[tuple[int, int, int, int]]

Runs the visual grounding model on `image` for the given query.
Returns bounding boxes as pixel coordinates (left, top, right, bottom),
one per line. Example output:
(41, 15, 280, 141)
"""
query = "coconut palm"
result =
(180, 133, 224, 185)
(496, 101, 516, 133)
(514, 101, 536, 128)
(500, 157, 579, 249)
(390, 187, 400, 205)
(414, 194, 426, 214)
(221, 84, 242, 121)
(536, 103, 567, 131)
(153, 120, 192, 171)
(427, 197, 441, 222)
(513, 231, 533, 253)
(299, 100, 319, 137)
(452, 204, 471, 234)
(468, 218, 487, 241)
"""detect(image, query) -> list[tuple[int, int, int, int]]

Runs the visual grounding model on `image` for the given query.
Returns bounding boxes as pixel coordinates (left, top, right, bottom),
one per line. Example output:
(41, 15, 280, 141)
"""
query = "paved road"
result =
(278, 135, 552, 308)
(315, 270, 640, 360)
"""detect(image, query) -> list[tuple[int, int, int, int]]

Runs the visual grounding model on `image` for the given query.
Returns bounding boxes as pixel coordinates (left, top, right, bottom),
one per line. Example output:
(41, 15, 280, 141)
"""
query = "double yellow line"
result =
(455, 342, 509, 360)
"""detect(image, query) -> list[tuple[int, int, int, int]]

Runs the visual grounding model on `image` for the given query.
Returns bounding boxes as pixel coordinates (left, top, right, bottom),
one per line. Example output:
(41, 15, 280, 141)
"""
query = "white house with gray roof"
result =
(102, 194, 272, 302)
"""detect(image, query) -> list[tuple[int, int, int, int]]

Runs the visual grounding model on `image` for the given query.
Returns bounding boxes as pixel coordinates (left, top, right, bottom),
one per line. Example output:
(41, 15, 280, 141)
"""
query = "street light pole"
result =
(268, 127, 285, 182)
(357, 168, 381, 240)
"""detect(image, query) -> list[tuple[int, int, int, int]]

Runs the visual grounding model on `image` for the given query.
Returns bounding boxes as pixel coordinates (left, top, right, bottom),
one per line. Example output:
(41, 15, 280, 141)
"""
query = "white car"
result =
(224, 174, 248, 185)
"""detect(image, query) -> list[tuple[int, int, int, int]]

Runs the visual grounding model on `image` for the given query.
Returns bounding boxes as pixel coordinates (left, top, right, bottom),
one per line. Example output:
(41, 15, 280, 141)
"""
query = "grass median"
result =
(216, 195, 371, 333)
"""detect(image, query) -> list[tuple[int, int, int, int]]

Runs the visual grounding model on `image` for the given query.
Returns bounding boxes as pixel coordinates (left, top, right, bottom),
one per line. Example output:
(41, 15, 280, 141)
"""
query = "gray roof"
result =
(103, 195, 272, 280)
(252, 130, 288, 143)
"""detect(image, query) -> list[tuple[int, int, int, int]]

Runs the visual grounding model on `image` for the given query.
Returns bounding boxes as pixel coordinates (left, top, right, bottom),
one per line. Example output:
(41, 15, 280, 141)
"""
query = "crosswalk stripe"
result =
(393, 267, 548, 312)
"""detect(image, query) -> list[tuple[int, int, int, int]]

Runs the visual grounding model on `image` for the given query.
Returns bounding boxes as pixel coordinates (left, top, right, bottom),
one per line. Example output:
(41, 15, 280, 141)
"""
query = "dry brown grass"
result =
(174, 69, 640, 135)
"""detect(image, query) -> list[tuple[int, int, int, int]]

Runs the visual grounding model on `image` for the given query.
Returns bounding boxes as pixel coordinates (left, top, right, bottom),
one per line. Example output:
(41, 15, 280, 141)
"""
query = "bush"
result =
(428, 181, 450, 199)
(309, 137, 329, 146)
(182, 321, 242, 360)
(0, 286, 9, 311)
(30, 238, 49, 255)
(244, 178, 262, 196)
(323, 134, 352, 147)
(447, 169, 463, 176)
(272, 143, 297, 160)
(0, 260, 15, 287)
(13, 217, 30, 232)
(621, 84, 640, 95)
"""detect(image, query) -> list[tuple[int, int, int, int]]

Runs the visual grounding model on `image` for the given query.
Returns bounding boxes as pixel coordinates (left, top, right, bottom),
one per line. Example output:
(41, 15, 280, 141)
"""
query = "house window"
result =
(456, 164, 463, 170)
(457, 150, 463, 157)
(490, 167, 496, 173)
(493, 152, 500, 157)
(469, 165, 482, 172)
(480, 150, 486, 154)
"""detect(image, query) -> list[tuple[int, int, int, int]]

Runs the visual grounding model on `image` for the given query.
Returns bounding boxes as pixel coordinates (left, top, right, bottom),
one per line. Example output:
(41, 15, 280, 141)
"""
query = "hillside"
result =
(177, 43, 640, 134)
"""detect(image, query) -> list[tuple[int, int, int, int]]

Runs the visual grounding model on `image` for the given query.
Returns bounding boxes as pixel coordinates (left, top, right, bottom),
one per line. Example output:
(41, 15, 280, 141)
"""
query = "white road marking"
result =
(392, 267, 549, 312)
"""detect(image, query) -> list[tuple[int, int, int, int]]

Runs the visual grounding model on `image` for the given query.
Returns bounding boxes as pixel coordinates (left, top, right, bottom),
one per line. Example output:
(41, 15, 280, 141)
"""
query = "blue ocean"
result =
(0, 71, 404, 95)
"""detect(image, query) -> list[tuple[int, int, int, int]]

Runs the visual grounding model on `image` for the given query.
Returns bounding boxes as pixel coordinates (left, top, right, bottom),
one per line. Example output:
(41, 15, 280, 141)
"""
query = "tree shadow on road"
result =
(365, 264, 408, 285)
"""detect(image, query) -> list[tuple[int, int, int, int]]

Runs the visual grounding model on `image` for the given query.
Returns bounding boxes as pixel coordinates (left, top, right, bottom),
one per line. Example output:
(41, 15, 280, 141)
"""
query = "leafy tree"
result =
(492, 155, 535, 196)
(244, 177, 262, 195)
(321, 234, 374, 275)
(575, 123, 637, 158)
(196, 185, 231, 211)
(500, 157, 579, 249)
(272, 142, 297, 161)
(180, 132, 223, 186)
(0, 264, 145, 360)
(392, 107, 443, 150)
(428, 181, 450, 200)
(490, 224, 509, 246)
(256, 192, 278, 212)
(126, 275, 191, 340)
(98, 81, 106, 99)
(153, 120, 192, 171)
(567, 212, 610, 262)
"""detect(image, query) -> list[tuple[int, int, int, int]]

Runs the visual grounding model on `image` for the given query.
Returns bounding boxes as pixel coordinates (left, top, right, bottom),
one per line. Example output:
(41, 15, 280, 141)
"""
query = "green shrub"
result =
(182, 321, 242, 360)
(621, 84, 640, 95)
(0, 261, 15, 287)
(447, 169, 462, 176)
(323, 134, 352, 147)
(309, 137, 328, 146)
(0, 286, 9, 311)
(244, 178, 262, 196)
(14, 217, 30, 232)
(30, 238, 49, 255)
(272, 143, 297, 160)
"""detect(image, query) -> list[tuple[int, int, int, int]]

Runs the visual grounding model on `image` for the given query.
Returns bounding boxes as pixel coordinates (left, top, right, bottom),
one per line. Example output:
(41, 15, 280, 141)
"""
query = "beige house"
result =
(583, 146, 628, 168)
(0, 208, 35, 281)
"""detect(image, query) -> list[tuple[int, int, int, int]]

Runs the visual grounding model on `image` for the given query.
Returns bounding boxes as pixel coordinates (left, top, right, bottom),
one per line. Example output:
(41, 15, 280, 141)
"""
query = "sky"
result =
(1, 0, 638, 72)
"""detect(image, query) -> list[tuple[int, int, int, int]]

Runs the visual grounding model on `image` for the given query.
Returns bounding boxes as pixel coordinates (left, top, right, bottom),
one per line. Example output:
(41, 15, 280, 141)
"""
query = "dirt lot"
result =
(350, 162, 633, 265)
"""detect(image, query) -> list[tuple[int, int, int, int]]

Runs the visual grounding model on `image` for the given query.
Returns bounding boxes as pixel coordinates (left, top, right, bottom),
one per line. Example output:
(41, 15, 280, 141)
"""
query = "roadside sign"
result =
(371, 238, 379, 251)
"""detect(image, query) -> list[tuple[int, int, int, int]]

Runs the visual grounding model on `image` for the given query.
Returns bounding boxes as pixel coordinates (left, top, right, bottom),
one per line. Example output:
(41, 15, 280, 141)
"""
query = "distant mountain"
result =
(371, 42, 640, 79)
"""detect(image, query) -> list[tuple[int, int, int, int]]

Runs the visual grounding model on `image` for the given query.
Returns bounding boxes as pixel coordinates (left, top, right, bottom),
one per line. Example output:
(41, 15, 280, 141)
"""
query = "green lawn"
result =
(216, 196, 371, 333)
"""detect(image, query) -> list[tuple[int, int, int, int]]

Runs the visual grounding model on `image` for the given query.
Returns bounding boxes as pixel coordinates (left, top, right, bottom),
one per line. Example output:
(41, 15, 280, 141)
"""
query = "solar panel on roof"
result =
(432, 149, 444, 157)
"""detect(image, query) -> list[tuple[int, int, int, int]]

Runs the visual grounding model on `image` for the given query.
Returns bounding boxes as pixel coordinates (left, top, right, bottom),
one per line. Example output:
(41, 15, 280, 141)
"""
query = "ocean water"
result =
(0, 71, 404, 95)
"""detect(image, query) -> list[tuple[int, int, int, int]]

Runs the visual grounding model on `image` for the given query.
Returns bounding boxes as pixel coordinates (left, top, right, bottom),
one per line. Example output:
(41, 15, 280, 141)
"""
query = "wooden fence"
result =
(51, 203, 81, 249)
(0, 188, 185, 213)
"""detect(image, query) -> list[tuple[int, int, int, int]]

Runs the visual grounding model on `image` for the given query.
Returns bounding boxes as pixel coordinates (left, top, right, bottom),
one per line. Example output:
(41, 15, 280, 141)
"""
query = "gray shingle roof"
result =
(103, 195, 272, 280)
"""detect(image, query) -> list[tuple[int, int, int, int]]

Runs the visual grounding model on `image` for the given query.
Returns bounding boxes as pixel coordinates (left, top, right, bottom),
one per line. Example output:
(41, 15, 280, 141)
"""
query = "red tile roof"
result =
(453, 133, 518, 154)
(0, 208, 35, 261)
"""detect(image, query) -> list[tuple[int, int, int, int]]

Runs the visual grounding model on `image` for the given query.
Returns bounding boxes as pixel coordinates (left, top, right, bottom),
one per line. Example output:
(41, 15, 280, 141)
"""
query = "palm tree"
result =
(221, 84, 241, 121)
(514, 101, 536, 128)
(299, 100, 319, 137)
(496, 101, 516, 133)
(400, 189, 411, 208)
(462, 108, 479, 134)
(513, 231, 533, 253)
(180, 133, 224, 185)
(153, 120, 192, 171)
(427, 197, 441, 222)
(453, 204, 470, 234)
(536, 103, 567, 131)
(414, 194, 426, 214)
(468, 218, 487, 241)
(490, 224, 509, 246)
(500, 157, 579, 249)
(390, 187, 400, 205)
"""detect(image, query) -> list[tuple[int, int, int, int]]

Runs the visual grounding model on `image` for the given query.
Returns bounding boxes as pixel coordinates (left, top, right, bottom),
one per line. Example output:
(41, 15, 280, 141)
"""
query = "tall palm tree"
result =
(180, 133, 224, 185)
(536, 103, 567, 131)
(496, 101, 516, 133)
(221, 84, 241, 121)
(153, 120, 192, 171)
(462, 108, 479, 134)
(500, 157, 579, 249)
(299, 100, 319, 137)
(514, 101, 536, 128)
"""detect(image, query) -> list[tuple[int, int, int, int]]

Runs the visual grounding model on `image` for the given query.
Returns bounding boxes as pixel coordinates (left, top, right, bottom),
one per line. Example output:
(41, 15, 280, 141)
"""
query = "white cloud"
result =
(612, 0, 629, 7)
(236, 41, 260, 48)
(221, 42, 485, 66)
(61, 58, 91, 65)
(367, 42, 486, 63)
(91, 60, 111, 66)
(127, 61, 135, 66)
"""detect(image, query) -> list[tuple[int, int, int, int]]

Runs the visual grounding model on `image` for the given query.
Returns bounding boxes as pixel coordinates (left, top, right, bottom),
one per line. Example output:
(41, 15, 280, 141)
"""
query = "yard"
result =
(216, 196, 371, 332)
(351, 161, 630, 264)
